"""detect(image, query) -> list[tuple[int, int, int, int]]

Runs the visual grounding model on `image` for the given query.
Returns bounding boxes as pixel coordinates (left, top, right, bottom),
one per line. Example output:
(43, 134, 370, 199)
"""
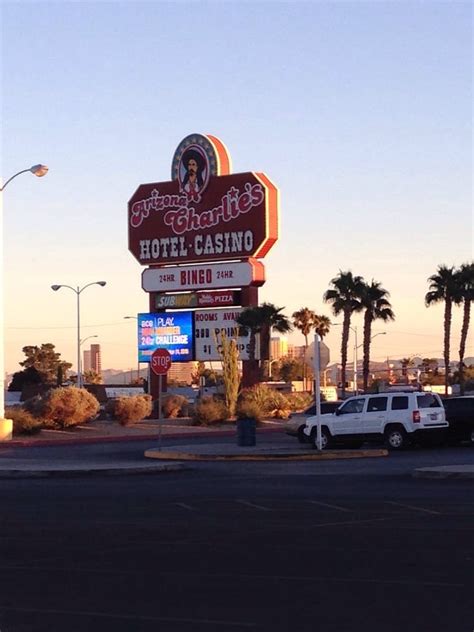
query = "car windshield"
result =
(416, 394, 441, 408)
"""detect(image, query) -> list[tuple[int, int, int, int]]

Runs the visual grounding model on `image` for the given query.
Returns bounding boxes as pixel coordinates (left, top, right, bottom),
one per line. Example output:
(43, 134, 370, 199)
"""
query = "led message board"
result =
(137, 312, 193, 363)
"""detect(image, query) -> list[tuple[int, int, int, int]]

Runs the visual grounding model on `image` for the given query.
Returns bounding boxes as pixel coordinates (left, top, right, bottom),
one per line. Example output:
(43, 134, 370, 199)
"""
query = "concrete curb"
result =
(413, 466, 474, 480)
(144, 448, 388, 461)
(0, 463, 187, 479)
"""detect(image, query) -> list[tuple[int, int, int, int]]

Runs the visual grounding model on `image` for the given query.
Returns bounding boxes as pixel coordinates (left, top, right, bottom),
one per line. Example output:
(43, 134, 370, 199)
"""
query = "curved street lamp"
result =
(0, 165, 49, 192)
(51, 282, 106, 388)
(1, 164, 48, 430)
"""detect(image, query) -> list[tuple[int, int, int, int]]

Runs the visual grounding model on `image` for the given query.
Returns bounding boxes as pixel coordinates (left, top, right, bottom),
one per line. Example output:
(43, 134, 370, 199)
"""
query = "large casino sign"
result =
(128, 134, 279, 266)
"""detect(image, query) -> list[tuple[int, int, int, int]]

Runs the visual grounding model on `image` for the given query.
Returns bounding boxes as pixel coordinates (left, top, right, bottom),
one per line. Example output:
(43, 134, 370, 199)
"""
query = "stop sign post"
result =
(150, 349, 172, 450)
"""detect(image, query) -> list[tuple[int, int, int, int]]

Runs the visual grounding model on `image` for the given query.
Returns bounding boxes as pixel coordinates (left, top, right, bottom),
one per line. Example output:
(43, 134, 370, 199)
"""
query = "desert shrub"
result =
(192, 396, 228, 426)
(238, 384, 292, 419)
(236, 400, 264, 423)
(5, 406, 43, 436)
(108, 395, 153, 426)
(284, 391, 314, 412)
(24, 387, 100, 429)
(161, 394, 188, 418)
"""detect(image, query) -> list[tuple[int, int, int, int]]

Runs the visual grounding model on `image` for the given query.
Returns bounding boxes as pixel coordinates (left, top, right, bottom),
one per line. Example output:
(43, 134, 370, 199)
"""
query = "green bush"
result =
(6, 406, 43, 436)
(108, 395, 153, 426)
(24, 386, 100, 429)
(161, 394, 188, 418)
(192, 396, 228, 426)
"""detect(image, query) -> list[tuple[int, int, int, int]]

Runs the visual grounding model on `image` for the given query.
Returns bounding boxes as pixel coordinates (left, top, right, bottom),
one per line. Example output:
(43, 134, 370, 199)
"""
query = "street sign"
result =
(142, 259, 265, 293)
(308, 340, 330, 370)
(150, 348, 172, 375)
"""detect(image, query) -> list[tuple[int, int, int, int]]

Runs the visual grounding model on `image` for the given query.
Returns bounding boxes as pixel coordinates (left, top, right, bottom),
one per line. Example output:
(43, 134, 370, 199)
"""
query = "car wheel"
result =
(312, 427, 331, 450)
(384, 426, 408, 451)
(297, 425, 307, 444)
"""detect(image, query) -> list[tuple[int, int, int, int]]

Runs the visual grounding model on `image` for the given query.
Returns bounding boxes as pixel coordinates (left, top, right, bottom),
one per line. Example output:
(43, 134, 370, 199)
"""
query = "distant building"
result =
(270, 336, 288, 360)
(83, 344, 101, 374)
(287, 344, 305, 361)
(168, 361, 199, 385)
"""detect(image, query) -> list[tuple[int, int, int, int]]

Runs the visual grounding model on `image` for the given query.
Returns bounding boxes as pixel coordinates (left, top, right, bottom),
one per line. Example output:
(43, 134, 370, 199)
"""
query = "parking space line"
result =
(386, 501, 441, 515)
(175, 502, 194, 511)
(0, 605, 256, 627)
(236, 500, 272, 512)
(308, 500, 351, 512)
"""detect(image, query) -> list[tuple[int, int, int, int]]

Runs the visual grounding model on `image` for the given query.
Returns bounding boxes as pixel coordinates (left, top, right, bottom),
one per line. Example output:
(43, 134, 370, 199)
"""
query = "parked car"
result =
(303, 391, 448, 450)
(442, 396, 474, 445)
(285, 401, 343, 443)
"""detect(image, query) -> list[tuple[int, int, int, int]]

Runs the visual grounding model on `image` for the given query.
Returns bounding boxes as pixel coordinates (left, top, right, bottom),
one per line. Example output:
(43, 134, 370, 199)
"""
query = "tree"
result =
(83, 370, 103, 384)
(292, 309, 331, 390)
(425, 265, 458, 395)
(360, 280, 395, 391)
(292, 307, 316, 391)
(454, 262, 474, 395)
(323, 271, 364, 398)
(400, 357, 415, 384)
(18, 343, 72, 385)
(236, 303, 292, 380)
(216, 331, 240, 418)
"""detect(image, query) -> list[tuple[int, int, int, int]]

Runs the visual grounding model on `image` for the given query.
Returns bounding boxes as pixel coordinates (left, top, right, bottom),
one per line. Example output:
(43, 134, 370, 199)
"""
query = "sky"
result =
(1, 0, 472, 376)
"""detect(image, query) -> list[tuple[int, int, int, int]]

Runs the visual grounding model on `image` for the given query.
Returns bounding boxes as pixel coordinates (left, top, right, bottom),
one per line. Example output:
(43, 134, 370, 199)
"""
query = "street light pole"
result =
(1, 164, 48, 430)
(124, 316, 140, 380)
(51, 282, 106, 388)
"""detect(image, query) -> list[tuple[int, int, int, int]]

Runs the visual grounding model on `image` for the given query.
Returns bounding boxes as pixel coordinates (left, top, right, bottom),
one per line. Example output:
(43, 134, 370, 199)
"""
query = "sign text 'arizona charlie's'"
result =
(128, 134, 279, 266)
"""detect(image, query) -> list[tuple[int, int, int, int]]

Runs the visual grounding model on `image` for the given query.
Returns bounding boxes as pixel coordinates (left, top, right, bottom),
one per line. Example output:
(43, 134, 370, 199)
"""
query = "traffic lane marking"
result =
(307, 500, 351, 512)
(385, 501, 441, 515)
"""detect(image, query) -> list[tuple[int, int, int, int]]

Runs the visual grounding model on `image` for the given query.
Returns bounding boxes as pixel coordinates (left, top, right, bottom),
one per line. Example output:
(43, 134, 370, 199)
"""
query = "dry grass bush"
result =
(238, 384, 291, 419)
(24, 387, 100, 429)
(6, 406, 43, 436)
(285, 391, 314, 412)
(192, 396, 228, 426)
(161, 394, 188, 418)
(236, 400, 264, 423)
(109, 394, 153, 426)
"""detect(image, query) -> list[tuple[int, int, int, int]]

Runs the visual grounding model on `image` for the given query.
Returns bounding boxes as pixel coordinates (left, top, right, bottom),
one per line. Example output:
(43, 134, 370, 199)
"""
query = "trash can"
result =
(237, 418, 256, 447)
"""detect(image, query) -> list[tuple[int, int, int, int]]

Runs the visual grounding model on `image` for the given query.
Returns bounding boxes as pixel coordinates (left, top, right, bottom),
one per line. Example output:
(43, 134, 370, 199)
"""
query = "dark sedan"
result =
(442, 396, 474, 445)
(285, 401, 342, 443)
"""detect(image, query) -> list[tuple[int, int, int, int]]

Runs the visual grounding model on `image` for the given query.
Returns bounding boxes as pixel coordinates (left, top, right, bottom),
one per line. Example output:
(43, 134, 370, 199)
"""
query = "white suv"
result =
(303, 391, 448, 450)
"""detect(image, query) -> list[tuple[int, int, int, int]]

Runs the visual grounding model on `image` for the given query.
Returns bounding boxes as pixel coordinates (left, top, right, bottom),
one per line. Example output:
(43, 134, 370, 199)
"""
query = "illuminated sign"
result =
(137, 312, 193, 363)
(153, 290, 241, 310)
(194, 308, 259, 362)
(128, 133, 279, 266)
(142, 260, 265, 292)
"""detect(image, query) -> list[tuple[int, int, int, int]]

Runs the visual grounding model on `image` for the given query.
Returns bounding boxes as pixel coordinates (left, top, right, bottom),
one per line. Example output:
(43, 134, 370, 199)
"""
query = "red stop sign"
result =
(150, 348, 172, 375)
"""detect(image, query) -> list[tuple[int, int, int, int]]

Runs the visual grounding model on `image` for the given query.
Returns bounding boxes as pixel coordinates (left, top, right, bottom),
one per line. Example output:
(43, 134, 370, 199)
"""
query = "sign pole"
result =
(158, 374, 163, 451)
(314, 333, 322, 451)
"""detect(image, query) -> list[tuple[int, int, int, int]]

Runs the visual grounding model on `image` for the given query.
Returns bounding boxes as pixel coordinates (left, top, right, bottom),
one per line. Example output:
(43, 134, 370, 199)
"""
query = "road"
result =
(0, 437, 472, 631)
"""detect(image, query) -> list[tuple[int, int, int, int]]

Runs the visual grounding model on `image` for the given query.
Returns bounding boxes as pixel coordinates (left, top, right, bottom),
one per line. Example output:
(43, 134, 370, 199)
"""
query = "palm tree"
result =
(400, 357, 415, 385)
(425, 265, 458, 395)
(236, 303, 292, 381)
(454, 262, 474, 394)
(313, 314, 331, 339)
(292, 307, 316, 390)
(323, 271, 364, 398)
(359, 280, 395, 391)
